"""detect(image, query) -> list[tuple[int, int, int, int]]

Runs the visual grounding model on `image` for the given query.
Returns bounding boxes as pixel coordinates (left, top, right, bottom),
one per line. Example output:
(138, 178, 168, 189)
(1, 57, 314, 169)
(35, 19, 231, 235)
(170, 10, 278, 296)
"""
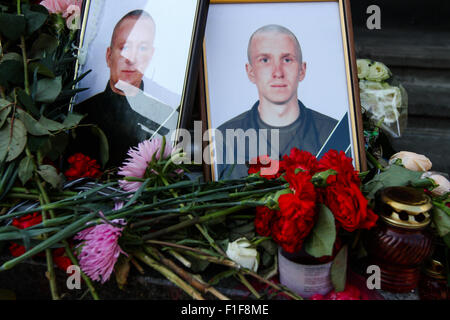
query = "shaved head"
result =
(247, 24, 302, 65)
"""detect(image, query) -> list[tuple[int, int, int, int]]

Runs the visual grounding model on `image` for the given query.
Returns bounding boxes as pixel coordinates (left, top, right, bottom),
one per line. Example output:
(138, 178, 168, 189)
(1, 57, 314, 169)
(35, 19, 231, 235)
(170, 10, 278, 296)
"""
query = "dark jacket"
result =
(216, 100, 339, 179)
(71, 83, 173, 167)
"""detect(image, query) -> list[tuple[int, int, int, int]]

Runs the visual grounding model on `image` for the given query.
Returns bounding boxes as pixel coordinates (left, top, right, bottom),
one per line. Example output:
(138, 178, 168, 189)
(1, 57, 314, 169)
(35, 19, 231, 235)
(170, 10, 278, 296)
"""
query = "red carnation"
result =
(248, 155, 283, 180)
(9, 212, 43, 257)
(65, 153, 102, 180)
(283, 148, 318, 174)
(322, 182, 378, 232)
(9, 242, 26, 257)
(53, 248, 73, 272)
(254, 206, 276, 237)
(317, 150, 360, 186)
(12, 212, 42, 229)
(274, 171, 317, 253)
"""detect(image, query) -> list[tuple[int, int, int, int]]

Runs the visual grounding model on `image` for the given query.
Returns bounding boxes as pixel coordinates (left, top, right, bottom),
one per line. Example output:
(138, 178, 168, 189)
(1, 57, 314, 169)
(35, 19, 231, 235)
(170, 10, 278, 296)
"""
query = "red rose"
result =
(248, 155, 283, 180)
(65, 153, 102, 180)
(254, 206, 276, 237)
(12, 212, 42, 229)
(322, 182, 378, 232)
(283, 148, 318, 174)
(317, 150, 360, 186)
(273, 171, 317, 253)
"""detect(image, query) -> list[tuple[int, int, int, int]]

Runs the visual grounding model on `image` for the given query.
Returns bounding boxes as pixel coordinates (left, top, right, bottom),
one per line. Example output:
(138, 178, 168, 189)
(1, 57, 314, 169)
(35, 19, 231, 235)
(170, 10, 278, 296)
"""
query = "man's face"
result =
(106, 17, 155, 95)
(246, 32, 306, 106)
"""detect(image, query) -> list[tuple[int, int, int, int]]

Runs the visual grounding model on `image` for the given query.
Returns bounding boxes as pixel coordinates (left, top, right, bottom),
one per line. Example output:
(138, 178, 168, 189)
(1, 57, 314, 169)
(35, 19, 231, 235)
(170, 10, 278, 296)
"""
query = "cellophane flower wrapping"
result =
(357, 59, 408, 138)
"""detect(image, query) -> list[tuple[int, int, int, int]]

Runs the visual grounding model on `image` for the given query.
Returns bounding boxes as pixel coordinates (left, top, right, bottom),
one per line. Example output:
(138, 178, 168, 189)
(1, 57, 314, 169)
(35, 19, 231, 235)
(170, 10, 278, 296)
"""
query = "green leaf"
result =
(35, 76, 62, 103)
(0, 99, 12, 128)
(0, 60, 24, 86)
(208, 269, 238, 286)
(62, 112, 84, 128)
(18, 155, 35, 185)
(0, 13, 26, 40)
(23, 4, 48, 35)
(0, 52, 22, 62)
(30, 33, 59, 59)
(91, 125, 109, 167)
(331, 245, 348, 292)
(40, 132, 69, 161)
(17, 109, 50, 136)
(259, 238, 277, 255)
(114, 255, 131, 290)
(29, 62, 55, 78)
(312, 169, 337, 187)
(38, 116, 65, 131)
(27, 135, 48, 153)
(17, 89, 39, 118)
(304, 204, 336, 258)
(432, 206, 450, 237)
(37, 164, 64, 189)
(0, 118, 27, 162)
(362, 164, 433, 199)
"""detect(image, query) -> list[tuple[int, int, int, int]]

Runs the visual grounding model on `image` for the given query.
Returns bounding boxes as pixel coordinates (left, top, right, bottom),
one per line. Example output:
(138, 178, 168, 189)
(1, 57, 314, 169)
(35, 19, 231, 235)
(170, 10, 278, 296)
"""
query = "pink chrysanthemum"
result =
(118, 138, 173, 192)
(74, 217, 127, 283)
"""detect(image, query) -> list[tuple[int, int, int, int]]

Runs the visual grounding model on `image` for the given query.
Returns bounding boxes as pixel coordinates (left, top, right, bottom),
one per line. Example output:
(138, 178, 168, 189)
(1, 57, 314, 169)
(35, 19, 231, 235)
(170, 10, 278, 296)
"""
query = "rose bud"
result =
(226, 237, 259, 272)
(421, 172, 450, 196)
(366, 61, 391, 82)
(389, 151, 432, 172)
(357, 59, 371, 80)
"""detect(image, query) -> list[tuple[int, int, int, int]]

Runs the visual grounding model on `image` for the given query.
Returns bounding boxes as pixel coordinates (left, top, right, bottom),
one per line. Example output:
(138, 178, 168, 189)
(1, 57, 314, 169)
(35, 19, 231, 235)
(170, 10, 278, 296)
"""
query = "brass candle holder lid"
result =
(378, 186, 432, 229)
(423, 259, 447, 280)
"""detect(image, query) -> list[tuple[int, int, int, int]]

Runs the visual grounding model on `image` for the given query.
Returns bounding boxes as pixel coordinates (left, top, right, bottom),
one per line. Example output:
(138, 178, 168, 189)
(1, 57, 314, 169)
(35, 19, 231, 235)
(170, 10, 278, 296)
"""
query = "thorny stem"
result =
(17, 1, 30, 95)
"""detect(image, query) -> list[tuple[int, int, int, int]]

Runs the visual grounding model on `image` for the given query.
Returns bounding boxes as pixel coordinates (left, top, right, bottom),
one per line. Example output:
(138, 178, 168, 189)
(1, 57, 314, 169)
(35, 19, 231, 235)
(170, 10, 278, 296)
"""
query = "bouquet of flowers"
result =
(249, 148, 379, 257)
(357, 59, 408, 138)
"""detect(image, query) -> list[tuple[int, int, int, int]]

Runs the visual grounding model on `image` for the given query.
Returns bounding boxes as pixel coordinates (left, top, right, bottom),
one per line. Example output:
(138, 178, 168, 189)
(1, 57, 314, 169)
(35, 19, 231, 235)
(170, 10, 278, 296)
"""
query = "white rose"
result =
(366, 61, 391, 82)
(226, 238, 259, 272)
(421, 172, 450, 196)
(389, 151, 432, 172)
(357, 59, 371, 79)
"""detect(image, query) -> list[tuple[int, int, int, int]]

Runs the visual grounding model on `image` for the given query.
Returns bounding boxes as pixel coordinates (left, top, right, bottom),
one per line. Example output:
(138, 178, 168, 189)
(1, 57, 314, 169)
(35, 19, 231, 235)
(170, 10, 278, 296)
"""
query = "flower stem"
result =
(38, 195, 60, 300)
(0, 211, 97, 271)
(174, 247, 303, 300)
(16, 1, 30, 96)
(142, 204, 246, 241)
(132, 249, 205, 300)
(146, 246, 230, 300)
(145, 241, 220, 257)
(237, 272, 261, 299)
(365, 151, 385, 171)
(63, 246, 100, 300)
(240, 270, 303, 300)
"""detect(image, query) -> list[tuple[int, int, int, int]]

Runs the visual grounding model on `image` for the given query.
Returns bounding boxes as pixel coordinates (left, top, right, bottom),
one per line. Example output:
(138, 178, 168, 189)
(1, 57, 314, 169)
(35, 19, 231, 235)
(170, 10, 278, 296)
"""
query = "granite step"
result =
(353, 28, 450, 69)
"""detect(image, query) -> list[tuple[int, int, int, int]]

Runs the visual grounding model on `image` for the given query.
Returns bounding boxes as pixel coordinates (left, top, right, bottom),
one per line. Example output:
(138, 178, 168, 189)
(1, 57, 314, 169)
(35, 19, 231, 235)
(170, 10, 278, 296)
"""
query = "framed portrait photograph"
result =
(71, 0, 208, 167)
(202, 0, 366, 180)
